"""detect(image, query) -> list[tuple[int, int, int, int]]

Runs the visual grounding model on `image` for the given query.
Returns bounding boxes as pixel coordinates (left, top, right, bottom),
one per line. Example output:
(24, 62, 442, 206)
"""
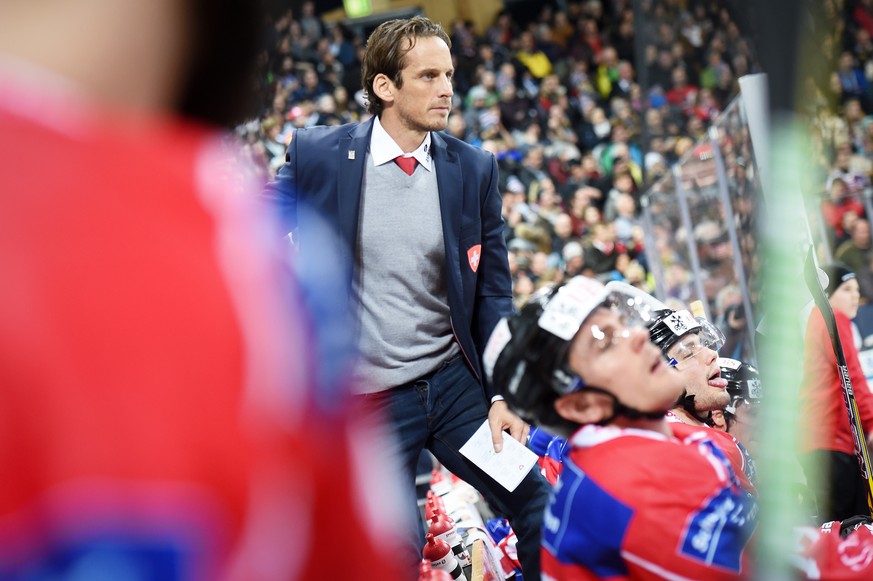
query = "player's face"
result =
(829, 278, 860, 320)
(387, 36, 454, 133)
(667, 334, 730, 412)
(567, 308, 683, 413)
(728, 400, 759, 455)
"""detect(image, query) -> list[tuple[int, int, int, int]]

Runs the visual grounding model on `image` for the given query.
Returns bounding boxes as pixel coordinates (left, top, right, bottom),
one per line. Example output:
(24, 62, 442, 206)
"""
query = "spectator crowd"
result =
(237, 0, 766, 311)
(808, 0, 873, 310)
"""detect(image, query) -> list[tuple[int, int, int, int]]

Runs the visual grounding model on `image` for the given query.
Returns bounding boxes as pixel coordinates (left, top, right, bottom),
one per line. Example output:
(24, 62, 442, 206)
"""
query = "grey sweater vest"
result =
(351, 153, 458, 393)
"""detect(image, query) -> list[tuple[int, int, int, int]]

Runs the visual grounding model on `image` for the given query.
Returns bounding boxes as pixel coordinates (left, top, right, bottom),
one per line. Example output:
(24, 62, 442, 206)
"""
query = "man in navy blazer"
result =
(265, 15, 549, 579)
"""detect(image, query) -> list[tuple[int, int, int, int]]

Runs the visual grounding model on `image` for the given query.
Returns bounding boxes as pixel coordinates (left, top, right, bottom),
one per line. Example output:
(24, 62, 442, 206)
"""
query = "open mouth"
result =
(707, 370, 728, 389)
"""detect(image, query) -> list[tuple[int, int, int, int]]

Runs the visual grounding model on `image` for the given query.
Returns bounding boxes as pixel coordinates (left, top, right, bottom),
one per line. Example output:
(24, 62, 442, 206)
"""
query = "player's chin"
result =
(428, 117, 449, 131)
(430, 110, 450, 123)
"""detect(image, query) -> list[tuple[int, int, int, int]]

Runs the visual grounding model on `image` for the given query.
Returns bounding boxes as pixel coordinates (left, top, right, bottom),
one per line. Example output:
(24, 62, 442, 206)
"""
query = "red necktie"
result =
(394, 156, 418, 176)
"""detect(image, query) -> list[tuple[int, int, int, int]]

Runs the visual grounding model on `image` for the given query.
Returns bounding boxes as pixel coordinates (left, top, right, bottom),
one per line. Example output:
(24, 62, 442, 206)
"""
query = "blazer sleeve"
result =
(475, 153, 514, 395)
(262, 130, 298, 237)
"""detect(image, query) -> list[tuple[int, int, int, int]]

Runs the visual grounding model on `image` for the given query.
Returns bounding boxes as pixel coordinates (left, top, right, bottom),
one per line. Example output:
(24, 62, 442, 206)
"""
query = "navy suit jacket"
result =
(264, 117, 513, 399)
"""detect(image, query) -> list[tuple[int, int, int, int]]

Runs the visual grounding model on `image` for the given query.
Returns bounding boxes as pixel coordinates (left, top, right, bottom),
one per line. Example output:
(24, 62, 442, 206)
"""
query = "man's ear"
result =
(710, 409, 727, 431)
(372, 73, 394, 105)
(554, 391, 611, 426)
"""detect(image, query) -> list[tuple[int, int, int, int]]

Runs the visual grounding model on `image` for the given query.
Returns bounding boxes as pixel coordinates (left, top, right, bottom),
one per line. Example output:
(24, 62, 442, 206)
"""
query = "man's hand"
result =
(488, 400, 530, 453)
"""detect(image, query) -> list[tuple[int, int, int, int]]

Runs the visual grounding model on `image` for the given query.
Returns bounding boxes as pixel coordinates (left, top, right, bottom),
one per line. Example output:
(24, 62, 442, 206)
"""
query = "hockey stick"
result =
(803, 246, 873, 516)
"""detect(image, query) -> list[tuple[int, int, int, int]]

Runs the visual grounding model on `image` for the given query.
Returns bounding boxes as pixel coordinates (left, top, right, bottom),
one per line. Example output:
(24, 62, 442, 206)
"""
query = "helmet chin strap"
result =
(676, 391, 713, 425)
(569, 378, 669, 426)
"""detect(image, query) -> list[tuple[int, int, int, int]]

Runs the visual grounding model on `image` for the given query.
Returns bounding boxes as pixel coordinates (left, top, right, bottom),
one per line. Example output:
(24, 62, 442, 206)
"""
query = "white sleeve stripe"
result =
(621, 550, 703, 581)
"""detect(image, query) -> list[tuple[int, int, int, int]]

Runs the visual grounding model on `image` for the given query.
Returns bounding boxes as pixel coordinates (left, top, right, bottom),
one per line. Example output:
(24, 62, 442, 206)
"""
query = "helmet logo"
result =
(747, 378, 762, 399)
(467, 244, 481, 272)
(662, 310, 699, 336)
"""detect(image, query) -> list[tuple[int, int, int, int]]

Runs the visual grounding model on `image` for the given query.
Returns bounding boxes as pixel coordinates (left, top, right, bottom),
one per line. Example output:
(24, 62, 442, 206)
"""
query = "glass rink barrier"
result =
(641, 96, 761, 364)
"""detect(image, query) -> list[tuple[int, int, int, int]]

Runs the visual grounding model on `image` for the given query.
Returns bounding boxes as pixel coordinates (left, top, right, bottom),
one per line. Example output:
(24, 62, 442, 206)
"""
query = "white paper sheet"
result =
(459, 420, 538, 492)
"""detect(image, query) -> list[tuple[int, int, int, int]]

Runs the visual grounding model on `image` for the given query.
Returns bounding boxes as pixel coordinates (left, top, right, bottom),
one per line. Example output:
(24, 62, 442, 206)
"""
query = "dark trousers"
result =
(801, 449, 870, 523)
(357, 356, 550, 580)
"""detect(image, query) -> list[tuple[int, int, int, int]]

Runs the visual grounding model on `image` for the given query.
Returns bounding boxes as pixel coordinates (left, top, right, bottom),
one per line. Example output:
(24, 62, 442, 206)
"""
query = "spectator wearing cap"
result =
(502, 178, 535, 242)
(799, 262, 873, 522)
(713, 63, 739, 110)
(562, 240, 586, 278)
(463, 85, 490, 135)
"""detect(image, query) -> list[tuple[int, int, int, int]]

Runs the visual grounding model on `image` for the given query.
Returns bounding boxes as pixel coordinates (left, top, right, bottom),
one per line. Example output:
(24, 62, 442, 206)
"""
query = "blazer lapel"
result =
(431, 132, 465, 314)
(337, 119, 373, 250)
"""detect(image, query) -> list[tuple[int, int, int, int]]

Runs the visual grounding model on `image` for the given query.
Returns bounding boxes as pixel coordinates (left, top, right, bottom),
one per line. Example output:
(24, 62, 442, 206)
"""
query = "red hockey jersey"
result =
(542, 423, 757, 580)
(0, 72, 403, 580)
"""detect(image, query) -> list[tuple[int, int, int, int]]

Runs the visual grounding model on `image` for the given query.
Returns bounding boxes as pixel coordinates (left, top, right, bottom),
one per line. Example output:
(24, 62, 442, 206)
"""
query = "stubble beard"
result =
(696, 388, 731, 413)
(400, 106, 450, 134)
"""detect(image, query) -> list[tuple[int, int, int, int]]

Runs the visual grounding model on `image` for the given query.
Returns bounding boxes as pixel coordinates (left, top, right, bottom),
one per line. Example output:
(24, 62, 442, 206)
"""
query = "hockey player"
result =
(647, 307, 757, 491)
(0, 0, 405, 578)
(647, 308, 728, 425)
(483, 275, 873, 580)
(484, 276, 757, 578)
(711, 357, 762, 456)
(520, 285, 756, 491)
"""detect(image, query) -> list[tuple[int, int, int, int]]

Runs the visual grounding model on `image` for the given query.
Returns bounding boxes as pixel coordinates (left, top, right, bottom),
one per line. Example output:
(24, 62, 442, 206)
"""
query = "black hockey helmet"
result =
(483, 278, 669, 437)
(717, 357, 762, 413)
(648, 308, 725, 364)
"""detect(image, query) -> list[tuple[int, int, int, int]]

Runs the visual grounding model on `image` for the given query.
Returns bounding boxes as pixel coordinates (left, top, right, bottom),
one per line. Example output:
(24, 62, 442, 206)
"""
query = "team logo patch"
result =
(468, 244, 482, 272)
(663, 310, 700, 336)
